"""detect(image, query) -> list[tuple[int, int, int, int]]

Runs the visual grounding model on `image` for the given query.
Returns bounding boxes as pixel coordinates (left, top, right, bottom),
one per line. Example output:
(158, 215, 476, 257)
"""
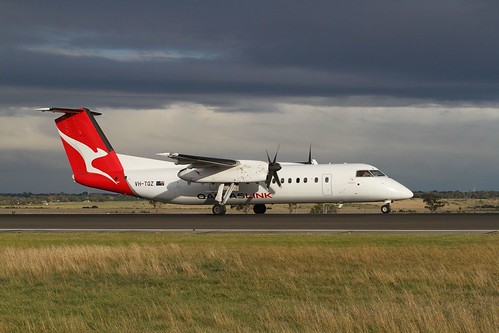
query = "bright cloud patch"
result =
(24, 46, 219, 62)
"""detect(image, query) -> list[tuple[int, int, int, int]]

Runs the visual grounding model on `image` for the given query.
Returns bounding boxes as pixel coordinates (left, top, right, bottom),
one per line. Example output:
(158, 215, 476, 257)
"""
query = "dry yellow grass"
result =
(0, 233, 497, 332)
(2, 198, 499, 214)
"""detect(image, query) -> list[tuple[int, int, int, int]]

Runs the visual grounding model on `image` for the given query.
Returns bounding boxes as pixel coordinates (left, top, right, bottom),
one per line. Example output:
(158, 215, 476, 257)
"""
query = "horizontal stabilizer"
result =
(37, 107, 102, 116)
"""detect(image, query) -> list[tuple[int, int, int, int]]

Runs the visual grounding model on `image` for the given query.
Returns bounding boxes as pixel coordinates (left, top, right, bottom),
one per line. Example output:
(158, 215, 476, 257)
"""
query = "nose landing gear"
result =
(381, 203, 392, 214)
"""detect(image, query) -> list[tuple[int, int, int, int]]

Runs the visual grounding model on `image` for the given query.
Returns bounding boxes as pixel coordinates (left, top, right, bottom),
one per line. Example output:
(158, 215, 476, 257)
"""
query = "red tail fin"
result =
(42, 107, 134, 195)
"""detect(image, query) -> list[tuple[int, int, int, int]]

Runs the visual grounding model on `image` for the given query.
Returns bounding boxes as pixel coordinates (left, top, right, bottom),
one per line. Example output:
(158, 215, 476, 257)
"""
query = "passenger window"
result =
(304, 178, 308, 183)
(325, 177, 329, 183)
(281, 178, 285, 184)
(288, 178, 292, 184)
(296, 178, 300, 183)
(314, 177, 319, 183)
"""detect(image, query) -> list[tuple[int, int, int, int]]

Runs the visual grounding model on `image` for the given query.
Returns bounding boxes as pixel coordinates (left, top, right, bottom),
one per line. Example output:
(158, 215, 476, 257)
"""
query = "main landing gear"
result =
(212, 203, 227, 216)
(253, 204, 267, 214)
(211, 183, 237, 216)
(212, 203, 268, 215)
(381, 202, 392, 214)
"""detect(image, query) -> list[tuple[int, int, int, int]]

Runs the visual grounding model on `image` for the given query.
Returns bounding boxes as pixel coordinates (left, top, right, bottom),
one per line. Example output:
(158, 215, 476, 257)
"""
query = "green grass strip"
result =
(0, 233, 497, 332)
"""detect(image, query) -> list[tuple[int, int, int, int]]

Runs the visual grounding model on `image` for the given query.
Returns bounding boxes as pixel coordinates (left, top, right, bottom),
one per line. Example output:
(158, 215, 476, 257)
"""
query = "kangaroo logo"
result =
(58, 129, 118, 184)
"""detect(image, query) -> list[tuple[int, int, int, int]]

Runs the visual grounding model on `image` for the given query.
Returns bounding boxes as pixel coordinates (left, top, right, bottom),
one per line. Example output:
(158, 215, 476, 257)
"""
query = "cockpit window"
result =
(370, 170, 385, 177)
(356, 170, 372, 177)
(356, 170, 386, 177)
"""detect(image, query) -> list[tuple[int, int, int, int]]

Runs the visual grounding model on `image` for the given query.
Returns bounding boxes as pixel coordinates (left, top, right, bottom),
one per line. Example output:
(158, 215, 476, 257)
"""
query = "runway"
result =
(0, 214, 497, 232)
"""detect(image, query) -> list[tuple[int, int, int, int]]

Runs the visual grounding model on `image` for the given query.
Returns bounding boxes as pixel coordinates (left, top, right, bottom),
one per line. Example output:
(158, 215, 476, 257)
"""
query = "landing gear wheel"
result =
(381, 204, 392, 214)
(253, 204, 267, 214)
(212, 204, 227, 216)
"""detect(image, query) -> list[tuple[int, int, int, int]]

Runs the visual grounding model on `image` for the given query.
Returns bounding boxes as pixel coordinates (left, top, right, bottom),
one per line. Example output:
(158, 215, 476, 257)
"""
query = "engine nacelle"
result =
(178, 160, 268, 183)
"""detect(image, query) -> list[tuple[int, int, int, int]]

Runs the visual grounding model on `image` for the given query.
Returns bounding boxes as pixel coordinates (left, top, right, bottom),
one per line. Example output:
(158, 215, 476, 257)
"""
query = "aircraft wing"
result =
(156, 153, 240, 168)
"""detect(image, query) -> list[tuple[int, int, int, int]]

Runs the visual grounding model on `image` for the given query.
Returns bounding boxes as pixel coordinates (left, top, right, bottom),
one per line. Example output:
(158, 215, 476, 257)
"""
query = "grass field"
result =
(0, 233, 497, 332)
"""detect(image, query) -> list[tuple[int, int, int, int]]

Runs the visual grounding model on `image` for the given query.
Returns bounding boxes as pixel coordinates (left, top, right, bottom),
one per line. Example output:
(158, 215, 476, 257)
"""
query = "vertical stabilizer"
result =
(40, 107, 134, 195)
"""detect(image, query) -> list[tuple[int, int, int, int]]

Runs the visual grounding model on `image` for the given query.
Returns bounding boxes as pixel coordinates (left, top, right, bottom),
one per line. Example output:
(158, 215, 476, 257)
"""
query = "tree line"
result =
(0, 192, 140, 205)
(412, 191, 499, 199)
(1, 191, 499, 206)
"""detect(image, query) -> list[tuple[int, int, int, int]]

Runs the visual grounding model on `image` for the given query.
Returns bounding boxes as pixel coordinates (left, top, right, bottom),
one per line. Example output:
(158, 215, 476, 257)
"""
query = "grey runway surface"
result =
(0, 214, 497, 232)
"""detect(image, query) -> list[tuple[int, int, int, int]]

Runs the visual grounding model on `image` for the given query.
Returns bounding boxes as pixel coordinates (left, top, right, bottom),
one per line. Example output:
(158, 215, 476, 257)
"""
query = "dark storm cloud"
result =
(2, 0, 499, 193)
(2, 0, 499, 109)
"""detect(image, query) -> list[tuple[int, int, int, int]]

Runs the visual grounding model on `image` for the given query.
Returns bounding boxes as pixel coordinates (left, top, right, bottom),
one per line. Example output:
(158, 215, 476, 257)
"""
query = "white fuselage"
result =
(119, 154, 413, 205)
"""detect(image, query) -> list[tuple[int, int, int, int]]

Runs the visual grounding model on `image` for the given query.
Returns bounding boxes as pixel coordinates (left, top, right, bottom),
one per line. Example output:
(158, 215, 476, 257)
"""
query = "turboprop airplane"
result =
(39, 107, 413, 215)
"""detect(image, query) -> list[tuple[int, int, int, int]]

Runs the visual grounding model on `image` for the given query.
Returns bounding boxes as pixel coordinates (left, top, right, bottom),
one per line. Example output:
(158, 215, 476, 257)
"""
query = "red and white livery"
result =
(40, 107, 413, 215)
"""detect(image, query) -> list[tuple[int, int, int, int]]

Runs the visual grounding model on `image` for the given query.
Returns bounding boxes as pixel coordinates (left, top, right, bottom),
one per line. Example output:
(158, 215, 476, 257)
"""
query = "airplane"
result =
(39, 107, 413, 215)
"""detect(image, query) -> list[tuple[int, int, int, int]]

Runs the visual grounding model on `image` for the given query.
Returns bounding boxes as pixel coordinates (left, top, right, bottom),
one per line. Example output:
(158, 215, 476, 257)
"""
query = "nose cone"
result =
(398, 185, 414, 200)
(384, 179, 413, 200)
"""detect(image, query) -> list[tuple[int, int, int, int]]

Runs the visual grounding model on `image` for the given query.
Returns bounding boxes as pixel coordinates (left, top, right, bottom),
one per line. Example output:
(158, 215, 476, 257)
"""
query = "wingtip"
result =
(156, 153, 176, 157)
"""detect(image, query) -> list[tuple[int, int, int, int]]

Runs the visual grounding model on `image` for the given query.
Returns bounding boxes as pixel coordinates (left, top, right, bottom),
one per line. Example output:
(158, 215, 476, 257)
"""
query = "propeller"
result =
(306, 144, 312, 164)
(295, 145, 314, 164)
(266, 146, 282, 189)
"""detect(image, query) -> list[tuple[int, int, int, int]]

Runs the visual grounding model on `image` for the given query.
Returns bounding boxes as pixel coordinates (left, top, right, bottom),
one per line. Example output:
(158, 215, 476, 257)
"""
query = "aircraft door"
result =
(322, 174, 332, 196)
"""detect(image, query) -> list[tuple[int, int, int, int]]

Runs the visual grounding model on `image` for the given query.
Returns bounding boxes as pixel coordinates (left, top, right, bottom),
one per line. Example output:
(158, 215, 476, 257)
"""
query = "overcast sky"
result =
(1, 0, 499, 193)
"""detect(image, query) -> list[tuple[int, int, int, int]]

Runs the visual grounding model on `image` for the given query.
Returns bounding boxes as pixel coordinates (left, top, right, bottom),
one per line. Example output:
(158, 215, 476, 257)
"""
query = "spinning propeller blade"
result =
(265, 146, 282, 189)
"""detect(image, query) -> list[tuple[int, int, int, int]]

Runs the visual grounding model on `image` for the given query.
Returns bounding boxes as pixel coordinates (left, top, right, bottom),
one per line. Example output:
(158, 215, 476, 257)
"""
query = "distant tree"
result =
(310, 203, 337, 214)
(422, 194, 446, 212)
(148, 200, 164, 213)
(288, 203, 298, 214)
(232, 204, 250, 214)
